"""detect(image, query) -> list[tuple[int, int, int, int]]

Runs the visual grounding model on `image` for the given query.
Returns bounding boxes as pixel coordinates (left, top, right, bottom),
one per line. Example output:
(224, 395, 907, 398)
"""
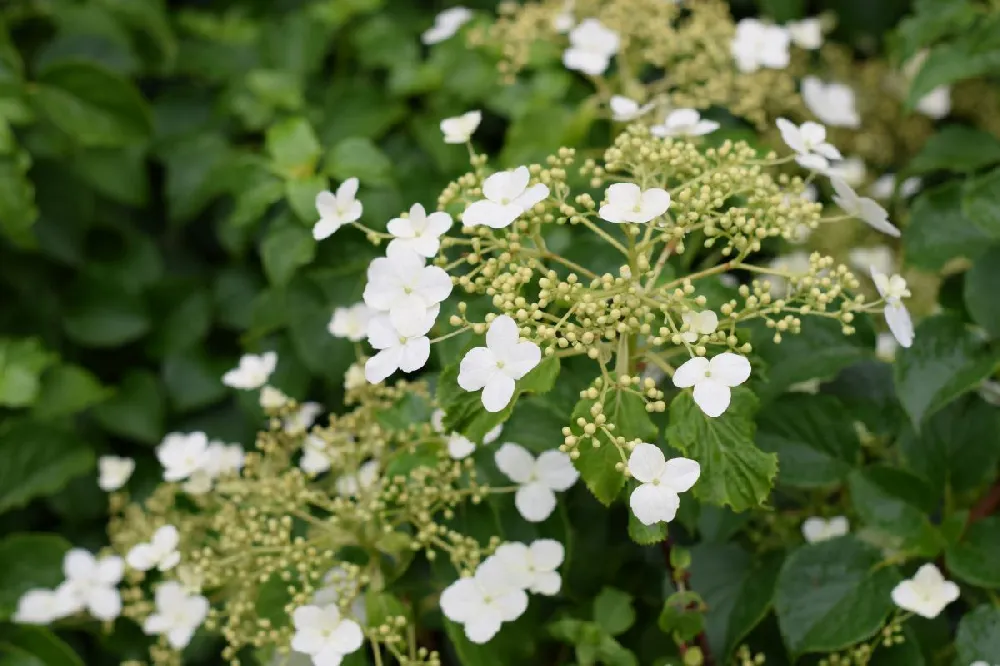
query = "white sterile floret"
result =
(314, 178, 362, 241)
(290, 604, 364, 665)
(336, 460, 379, 498)
(143, 582, 210, 650)
(917, 86, 951, 119)
(563, 18, 619, 76)
(98, 455, 134, 492)
(871, 268, 914, 348)
(457, 315, 541, 412)
(463, 166, 550, 229)
(849, 246, 893, 278)
(775, 118, 842, 170)
(14, 587, 77, 625)
(328, 303, 372, 342)
(183, 440, 245, 494)
(300, 436, 332, 476)
(441, 110, 482, 144)
(421, 6, 473, 45)
(786, 17, 822, 49)
(363, 245, 452, 330)
(599, 183, 671, 224)
(869, 174, 922, 201)
(801, 77, 860, 128)
(58, 549, 124, 621)
(610, 95, 654, 122)
(222, 351, 277, 390)
(284, 402, 324, 434)
(650, 108, 719, 138)
(825, 156, 866, 188)
(801, 516, 849, 544)
(494, 443, 578, 522)
(731, 19, 790, 73)
(432, 409, 503, 459)
(672, 352, 752, 418)
(830, 177, 900, 238)
(364, 306, 438, 384)
(492, 540, 565, 595)
(127, 525, 181, 572)
(387, 203, 453, 258)
(627, 443, 700, 525)
(440, 557, 528, 644)
(259, 385, 289, 409)
(681, 310, 718, 343)
(891, 563, 959, 618)
(157, 432, 210, 482)
(552, 0, 575, 33)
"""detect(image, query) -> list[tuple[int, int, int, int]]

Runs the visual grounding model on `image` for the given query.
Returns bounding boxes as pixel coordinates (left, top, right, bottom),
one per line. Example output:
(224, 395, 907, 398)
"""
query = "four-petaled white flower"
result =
(421, 6, 473, 45)
(440, 557, 528, 644)
(627, 442, 700, 525)
(222, 351, 277, 390)
(457, 315, 541, 412)
(801, 516, 849, 544)
(290, 604, 365, 665)
(387, 203, 453, 258)
(680, 310, 718, 343)
(127, 525, 181, 572)
(651, 109, 720, 138)
(775, 118, 842, 170)
(787, 17, 822, 49)
(891, 563, 959, 619)
(441, 110, 482, 144)
(801, 77, 860, 128)
(364, 307, 438, 384)
(328, 303, 372, 342)
(98, 455, 134, 492)
(284, 402, 324, 434)
(182, 440, 245, 494)
(917, 86, 951, 119)
(731, 19, 790, 73)
(494, 443, 578, 522)
(300, 435, 333, 476)
(830, 177, 900, 238)
(363, 245, 452, 330)
(870, 174, 922, 201)
(463, 166, 550, 229)
(314, 178, 363, 241)
(58, 549, 124, 621)
(157, 432, 210, 482)
(672, 352, 752, 418)
(610, 95, 654, 122)
(871, 268, 914, 349)
(599, 183, 671, 224)
(336, 460, 380, 498)
(563, 18, 619, 76)
(143, 582, 210, 650)
(14, 587, 77, 625)
(492, 540, 565, 595)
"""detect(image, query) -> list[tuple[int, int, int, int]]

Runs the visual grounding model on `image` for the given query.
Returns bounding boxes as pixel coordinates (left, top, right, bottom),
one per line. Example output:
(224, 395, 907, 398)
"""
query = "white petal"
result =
(447, 433, 476, 459)
(457, 347, 496, 391)
(64, 550, 97, 580)
(629, 483, 680, 525)
(534, 451, 579, 491)
(365, 347, 404, 384)
(440, 579, 482, 623)
(708, 352, 752, 387)
(482, 375, 516, 412)
(494, 443, 536, 484)
(398, 338, 431, 373)
(462, 200, 520, 229)
(776, 118, 805, 154)
(329, 619, 364, 653)
(693, 379, 732, 418)
(801, 517, 830, 544)
(513, 183, 549, 212)
(336, 177, 359, 204)
(464, 614, 503, 644)
(858, 199, 900, 237)
(640, 188, 671, 220)
(660, 457, 701, 493)
(86, 587, 122, 621)
(884, 302, 914, 348)
(503, 341, 541, 380)
(492, 587, 529, 622)
(672, 357, 709, 388)
(627, 442, 666, 484)
(827, 516, 850, 537)
(528, 539, 565, 571)
(515, 482, 557, 522)
(486, 315, 520, 356)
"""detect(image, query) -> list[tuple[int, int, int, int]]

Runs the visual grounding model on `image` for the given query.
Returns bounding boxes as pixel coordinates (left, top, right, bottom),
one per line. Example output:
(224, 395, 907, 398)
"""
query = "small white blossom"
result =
(492, 540, 565, 595)
(563, 18, 619, 76)
(776, 118, 842, 170)
(731, 19, 790, 73)
(870, 174, 922, 201)
(387, 203, 453, 258)
(143, 582, 210, 650)
(328, 303, 372, 342)
(801, 77, 860, 128)
(421, 6, 472, 45)
(599, 183, 671, 224)
(313, 178, 362, 241)
(801, 516, 849, 543)
(650, 108, 719, 137)
(432, 410, 502, 458)
(336, 460, 379, 497)
(672, 352, 752, 418)
(917, 86, 951, 119)
(126, 525, 181, 572)
(627, 443, 700, 525)
(494, 443, 578, 522)
(610, 95, 654, 122)
(290, 604, 364, 665)
(440, 110, 481, 144)
(98, 455, 134, 492)
(157, 432, 210, 482)
(222, 351, 277, 390)
(14, 588, 76, 625)
(58, 550, 124, 621)
(344, 363, 366, 391)
(831, 177, 900, 238)
(363, 245, 452, 330)
(300, 436, 332, 476)
(183, 440, 244, 494)
(364, 306, 437, 384)
(463, 166, 549, 229)
(891, 563, 959, 618)
(787, 17, 822, 49)
(681, 310, 718, 343)
(284, 402, 324, 434)
(552, 0, 575, 32)
(849, 246, 894, 278)
(767, 251, 812, 297)
(259, 385, 289, 409)
(825, 156, 866, 188)
(457, 315, 541, 412)
(440, 557, 528, 644)
(871, 268, 914, 348)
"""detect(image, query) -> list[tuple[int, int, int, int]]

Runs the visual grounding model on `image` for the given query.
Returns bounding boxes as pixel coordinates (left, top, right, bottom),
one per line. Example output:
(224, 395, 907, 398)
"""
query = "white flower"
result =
(440, 557, 528, 643)
(441, 110, 482, 144)
(891, 563, 959, 618)
(127, 525, 181, 572)
(917, 86, 951, 119)
(463, 166, 549, 229)
(650, 108, 720, 137)
(871, 268, 914, 349)
(387, 203, 453, 258)
(848, 246, 893, 278)
(58, 549, 124, 621)
(14, 588, 77, 624)
(877, 332, 898, 362)
(870, 174, 922, 201)
(610, 95, 654, 122)
(260, 385, 289, 409)
(183, 441, 244, 494)
(731, 19, 790, 73)
(457, 315, 541, 412)
(328, 303, 372, 342)
(626, 443, 700, 525)
(830, 177, 900, 238)
(552, 0, 575, 32)
(787, 17, 822, 49)
(363, 245, 452, 330)
(222, 351, 277, 390)
(672, 352, 752, 418)
(599, 183, 671, 224)
(563, 18, 619, 76)
(157, 432, 210, 482)
(364, 306, 437, 384)
(825, 156, 866, 188)
(336, 460, 379, 497)
(432, 410, 502, 458)
(143, 582, 210, 650)
(801, 516, 849, 543)
(421, 6, 473, 45)
(494, 443, 578, 522)
(284, 402, 324, 434)
(775, 118, 842, 170)
(314, 178, 362, 240)
(300, 436, 332, 476)
(290, 604, 364, 665)
(767, 251, 812, 297)
(491, 540, 565, 595)
(344, 363, 366, 391)
(98, 455, 134, 492)
(680, 310, 718, 343)
(801, 77, 860, 128)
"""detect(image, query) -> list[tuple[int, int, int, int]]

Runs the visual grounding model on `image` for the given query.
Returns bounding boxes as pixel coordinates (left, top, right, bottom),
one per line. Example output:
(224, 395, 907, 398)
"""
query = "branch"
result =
(660, 538, 715, 665)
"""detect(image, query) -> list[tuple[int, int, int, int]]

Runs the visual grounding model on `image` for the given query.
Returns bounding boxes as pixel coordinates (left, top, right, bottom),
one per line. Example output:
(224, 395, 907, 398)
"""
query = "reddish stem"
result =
(660, 539, 715, 665)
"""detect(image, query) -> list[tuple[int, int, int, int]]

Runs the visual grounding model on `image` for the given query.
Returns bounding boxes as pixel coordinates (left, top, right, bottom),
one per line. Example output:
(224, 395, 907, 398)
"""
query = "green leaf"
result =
(894, 314, 1000, 428)
(593, 587, 635, 637)
(627, 509, 667, 545)
(848, 465, 943, 557)
(0, 339, 58, 408)
(0, 534, 70, 620)
(260, 221, 316, 287)
(92, 370, 165, 445)
(32, 364, 109, 418)
(906, 15, 1000, 108)
(907, 126, 1000, 174)
(266, 117, 321, 178)
(755, 394, 860, 488)
(0, 420, 94, 513)
(955, 605, 1000, 664)
(904, 182, 991, 271)
(285, 175, 328, 222)
(689, 543, 782, 660)
(945, 517, 1000, 589)
(756, 0, 804, 21)
(893, 0, 979, 61)
(657, 590, 706, 644)
(0, 152, 38, 246)
(63, 276, 151, 348)
(0, 626, 83, 666)
(147, 285, 213, 357)
(665, 388, 776, 512)
(774, 538, 901, 657)
(324, 137, 393, 187)
(31, 61, 152, 146)
(964, 244, 1000, 339)
(70, 145, 149, 207)
(963, 166, 1000, 238)
(161, 351, 228, 413)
